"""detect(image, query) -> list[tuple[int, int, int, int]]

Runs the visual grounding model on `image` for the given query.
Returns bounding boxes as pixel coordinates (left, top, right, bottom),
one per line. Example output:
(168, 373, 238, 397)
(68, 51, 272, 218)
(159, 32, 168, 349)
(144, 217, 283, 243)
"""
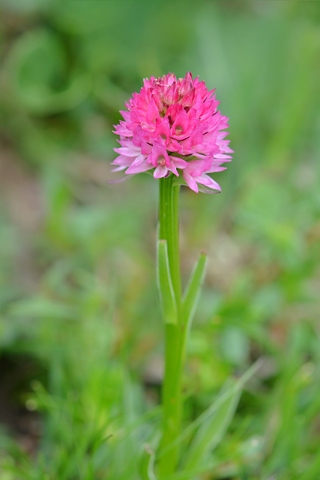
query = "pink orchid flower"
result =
(112, 72, 233, 193)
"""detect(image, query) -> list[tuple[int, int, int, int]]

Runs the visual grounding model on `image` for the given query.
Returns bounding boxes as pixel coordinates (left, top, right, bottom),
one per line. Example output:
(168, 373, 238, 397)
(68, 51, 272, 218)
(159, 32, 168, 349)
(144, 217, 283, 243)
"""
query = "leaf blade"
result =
(157, 240, 178, 325)
(182, 252, 207, 332)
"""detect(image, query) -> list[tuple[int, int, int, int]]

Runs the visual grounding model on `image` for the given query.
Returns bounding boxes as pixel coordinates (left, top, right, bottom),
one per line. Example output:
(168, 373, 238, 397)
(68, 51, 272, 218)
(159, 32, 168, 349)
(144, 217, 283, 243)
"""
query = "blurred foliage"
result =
(0, 0, 320, 479)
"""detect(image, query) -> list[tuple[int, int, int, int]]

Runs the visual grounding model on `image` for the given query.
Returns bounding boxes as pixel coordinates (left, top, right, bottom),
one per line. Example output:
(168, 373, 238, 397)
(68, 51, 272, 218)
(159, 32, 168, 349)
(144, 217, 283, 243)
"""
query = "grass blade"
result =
(184, 378, 241, 470)
(139, 444, 157, 480)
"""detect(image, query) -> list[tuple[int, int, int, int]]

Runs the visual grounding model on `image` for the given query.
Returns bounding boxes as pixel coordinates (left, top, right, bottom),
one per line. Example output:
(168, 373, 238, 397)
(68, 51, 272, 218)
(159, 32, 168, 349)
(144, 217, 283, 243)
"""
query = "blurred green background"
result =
(0, 1, 320, 479)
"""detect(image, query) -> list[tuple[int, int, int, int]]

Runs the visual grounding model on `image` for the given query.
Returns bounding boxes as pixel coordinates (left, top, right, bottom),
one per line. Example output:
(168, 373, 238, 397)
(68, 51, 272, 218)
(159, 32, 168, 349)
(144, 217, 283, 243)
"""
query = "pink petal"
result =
(183, 172, 198, 193)
(126, 162, 153, 174)
(111, 165, 127, 172)
(114, 146, 139, 157)
(196, 174, 221, 191)
(146, 97, 159, 124)
(170, 156, 189, 169)
(111, 155, 132, 167)
(154, 165, 168, 178)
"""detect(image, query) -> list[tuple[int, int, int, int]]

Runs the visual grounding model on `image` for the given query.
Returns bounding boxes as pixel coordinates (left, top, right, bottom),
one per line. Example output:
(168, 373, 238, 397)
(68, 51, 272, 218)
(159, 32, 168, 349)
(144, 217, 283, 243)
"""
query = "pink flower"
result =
(112, 72, 233, 193)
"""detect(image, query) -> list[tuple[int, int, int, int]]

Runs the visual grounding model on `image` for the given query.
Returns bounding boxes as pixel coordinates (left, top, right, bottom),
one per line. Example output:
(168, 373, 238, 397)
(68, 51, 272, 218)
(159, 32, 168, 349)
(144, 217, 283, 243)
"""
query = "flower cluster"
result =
(112, 72, 233, 193)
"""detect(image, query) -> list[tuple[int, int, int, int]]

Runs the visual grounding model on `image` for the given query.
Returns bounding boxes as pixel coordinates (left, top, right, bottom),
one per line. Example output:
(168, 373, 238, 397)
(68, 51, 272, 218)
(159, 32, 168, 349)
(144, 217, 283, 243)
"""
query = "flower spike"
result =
(112, 72, 233, 192)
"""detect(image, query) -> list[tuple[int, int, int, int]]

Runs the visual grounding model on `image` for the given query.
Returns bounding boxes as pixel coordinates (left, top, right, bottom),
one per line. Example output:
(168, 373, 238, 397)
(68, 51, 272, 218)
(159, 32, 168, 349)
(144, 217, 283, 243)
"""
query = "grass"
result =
(0, 1, 320, 479)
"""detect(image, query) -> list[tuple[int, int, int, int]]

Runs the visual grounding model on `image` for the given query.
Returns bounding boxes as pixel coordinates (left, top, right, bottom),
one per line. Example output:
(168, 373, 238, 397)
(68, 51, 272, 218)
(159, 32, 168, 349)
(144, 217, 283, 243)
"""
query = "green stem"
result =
(159, 175, 181, 302)
(158, 175, 184, 476)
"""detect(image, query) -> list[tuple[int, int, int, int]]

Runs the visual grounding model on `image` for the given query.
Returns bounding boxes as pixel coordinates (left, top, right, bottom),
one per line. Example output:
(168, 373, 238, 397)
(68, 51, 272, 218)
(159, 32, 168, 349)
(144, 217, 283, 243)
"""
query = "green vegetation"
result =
(0, 1, 319, 479)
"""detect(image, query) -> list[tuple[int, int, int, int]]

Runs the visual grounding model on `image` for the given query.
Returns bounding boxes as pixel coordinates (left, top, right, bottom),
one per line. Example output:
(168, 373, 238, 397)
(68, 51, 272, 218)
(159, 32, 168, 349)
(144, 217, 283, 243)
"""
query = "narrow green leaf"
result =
(157, 240, 178, 325)
(158, 361, 262, 461)
(182, 252, 207, 331)
(139, 444, 157, 480)
(184, 378, 241, 470)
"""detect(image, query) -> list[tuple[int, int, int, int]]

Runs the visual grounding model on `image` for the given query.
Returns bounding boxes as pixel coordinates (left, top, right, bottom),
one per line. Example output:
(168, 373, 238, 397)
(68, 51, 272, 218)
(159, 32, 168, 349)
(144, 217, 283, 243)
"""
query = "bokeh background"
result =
(0, 1, 320, 479)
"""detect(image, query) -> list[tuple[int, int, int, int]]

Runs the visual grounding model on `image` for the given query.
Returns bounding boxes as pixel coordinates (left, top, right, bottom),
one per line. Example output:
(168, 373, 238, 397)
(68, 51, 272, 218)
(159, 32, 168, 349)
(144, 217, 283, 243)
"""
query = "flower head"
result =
(112, 72, 233, 193)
